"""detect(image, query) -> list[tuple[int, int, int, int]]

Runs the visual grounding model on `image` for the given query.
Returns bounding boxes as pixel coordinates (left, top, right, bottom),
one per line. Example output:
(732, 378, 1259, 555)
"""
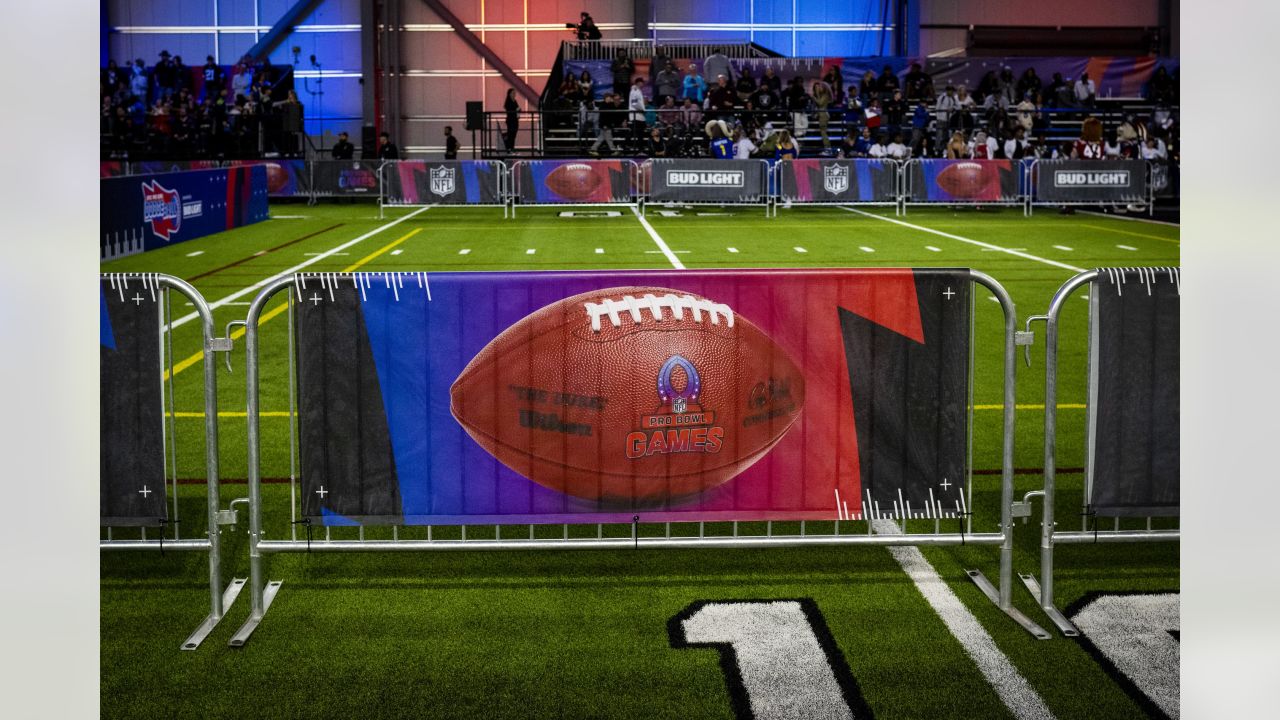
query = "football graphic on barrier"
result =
(264, 163, 290, 194)
(450, 287, 806, 506)
(936, 161, 998, 199)
(546, 162, 605, 200)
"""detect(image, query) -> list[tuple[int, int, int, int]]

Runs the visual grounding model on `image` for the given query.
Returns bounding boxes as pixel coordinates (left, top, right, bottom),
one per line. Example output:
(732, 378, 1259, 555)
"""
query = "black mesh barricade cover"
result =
(100, 279, 167, 526)
(1090, 268, 1180, 517)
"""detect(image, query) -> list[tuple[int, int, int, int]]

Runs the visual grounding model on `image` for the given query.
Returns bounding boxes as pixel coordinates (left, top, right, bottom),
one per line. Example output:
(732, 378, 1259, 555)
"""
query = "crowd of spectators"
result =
(547, 52, 1179, 163)
(100, 51, 304, 159)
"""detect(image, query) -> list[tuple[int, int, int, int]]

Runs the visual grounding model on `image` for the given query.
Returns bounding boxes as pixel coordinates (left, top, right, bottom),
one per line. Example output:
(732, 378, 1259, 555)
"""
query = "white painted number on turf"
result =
(1071, 593, 1180, 719)
(670, 600, 866, 720)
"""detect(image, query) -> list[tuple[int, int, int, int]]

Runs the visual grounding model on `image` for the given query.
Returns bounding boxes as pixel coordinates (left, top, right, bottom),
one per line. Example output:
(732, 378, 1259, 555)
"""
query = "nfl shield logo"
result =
(824, 164, 849, 194)
(430, 166, 455, 197)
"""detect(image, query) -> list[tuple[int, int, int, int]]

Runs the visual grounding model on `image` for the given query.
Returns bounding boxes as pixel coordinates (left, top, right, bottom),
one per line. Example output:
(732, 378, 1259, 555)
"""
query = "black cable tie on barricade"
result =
(633, 516, 640, 549)
(157, 519, 180, 556)
(292, 518, 313, 552)
(1081, 505, 1099, 543)
(954, 510, 973, 545)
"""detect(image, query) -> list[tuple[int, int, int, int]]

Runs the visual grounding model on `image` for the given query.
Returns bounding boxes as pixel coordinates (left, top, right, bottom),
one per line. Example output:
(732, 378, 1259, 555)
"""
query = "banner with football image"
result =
(778, 159, 898, 203)
(1033, 159, 1149, 204)
(311, 160, 383, 197)
(226, 159, 311, 198)
(292, 268, 971, 526)
(512, 159, 636, 204)
(646, 159, 770, 203)
(382, 160, 504, 205)
(907, 159, 1022, 203)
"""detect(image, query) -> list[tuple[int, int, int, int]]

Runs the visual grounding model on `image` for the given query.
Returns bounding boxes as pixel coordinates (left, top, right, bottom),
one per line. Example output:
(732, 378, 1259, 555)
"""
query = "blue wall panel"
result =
(650, 0, 896, 57)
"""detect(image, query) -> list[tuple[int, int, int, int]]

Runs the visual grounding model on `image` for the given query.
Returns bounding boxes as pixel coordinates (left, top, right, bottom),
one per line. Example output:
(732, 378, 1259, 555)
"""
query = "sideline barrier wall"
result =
(101, 165, 269, 260)
(775, 158, 901, 214)
(100, 273, 245, 650)
(379, 160, 509, 218)
(1030, 159, 1152, 212)
(226, 159, 312, 199)
(229, 268, 1049, 646)
(510, 159, 640, 216)
(1020, 267, 1180, 636)
(310, 160, 383, 199)
(643, 159, 771, 215)
(904, 159, 1027, 214)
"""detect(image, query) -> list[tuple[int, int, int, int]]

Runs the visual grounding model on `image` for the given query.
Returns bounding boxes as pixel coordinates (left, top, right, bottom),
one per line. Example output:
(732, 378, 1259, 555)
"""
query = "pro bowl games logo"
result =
(824, 164, 849, 194)
(626, 355, 724, 458)
(141, 180, 181, 240)
(430, 166, 455, 197)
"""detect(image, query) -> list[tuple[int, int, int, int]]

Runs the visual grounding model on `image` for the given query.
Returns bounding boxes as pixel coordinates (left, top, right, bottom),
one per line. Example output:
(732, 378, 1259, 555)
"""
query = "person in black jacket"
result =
(503, 88, 520, 152)
(568, 12, 602, 41)
(443, 126, 459, 159)
(610, 50, 634, 95)
(331, 131, 355, 159)
(377, 131, 399, 159)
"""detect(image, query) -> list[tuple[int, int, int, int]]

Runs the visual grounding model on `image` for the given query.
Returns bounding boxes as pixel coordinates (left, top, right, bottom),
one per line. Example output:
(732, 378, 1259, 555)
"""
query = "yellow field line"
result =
(162, 228, 422, 381)
(1079, 223, 1180, 244)
(170, 403, 1086, 418)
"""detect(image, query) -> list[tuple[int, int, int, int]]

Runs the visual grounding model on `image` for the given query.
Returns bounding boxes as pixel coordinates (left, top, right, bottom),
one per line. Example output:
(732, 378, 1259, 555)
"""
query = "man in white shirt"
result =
(734, 128, 757, 159)
(1003, 126, 1032, 159)
(935, 86, 959, 148)
(868, 135, 889, 159)
(885, 133, 910, 160)
(1074, 73, 1097, 107)
(628, 77, 647, 152)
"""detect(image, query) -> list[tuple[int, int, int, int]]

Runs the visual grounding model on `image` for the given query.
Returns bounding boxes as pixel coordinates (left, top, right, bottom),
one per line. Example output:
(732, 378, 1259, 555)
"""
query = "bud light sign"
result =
(1034, 159, 1148, 203)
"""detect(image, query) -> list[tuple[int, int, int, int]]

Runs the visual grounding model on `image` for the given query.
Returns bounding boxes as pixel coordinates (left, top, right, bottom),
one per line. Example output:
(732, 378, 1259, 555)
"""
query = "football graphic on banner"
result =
(936, 161, 998, 199)
(545, 162, 605, 200)
(450, 287, 806, 506)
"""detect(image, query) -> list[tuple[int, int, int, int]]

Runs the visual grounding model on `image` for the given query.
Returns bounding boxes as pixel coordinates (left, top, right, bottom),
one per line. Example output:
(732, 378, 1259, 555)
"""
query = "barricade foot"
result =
(228, 580, 283, 648)
(1017, 573, 1081, 636)
(181, 577, 247, 651)
(966, 569, 1052, 640)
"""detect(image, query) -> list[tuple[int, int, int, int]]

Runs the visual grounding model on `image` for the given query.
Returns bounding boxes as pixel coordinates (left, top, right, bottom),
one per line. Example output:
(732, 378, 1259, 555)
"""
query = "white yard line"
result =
(1117, 245, 1138, 251)
(1077, 209, 1179, 227)
(925, 246, 942, 252)
(838, 207, 1084, 273)
(168, 206, 430, 329)
(1053, 245, 1073, 251)
(631, 206, 685, 269)
(873, 520, 1055, 720)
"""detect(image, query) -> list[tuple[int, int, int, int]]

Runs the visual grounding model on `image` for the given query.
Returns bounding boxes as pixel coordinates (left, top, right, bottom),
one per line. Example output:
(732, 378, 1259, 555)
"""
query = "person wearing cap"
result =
(683, 64, 707, 105)
(154, 50, 177, 102)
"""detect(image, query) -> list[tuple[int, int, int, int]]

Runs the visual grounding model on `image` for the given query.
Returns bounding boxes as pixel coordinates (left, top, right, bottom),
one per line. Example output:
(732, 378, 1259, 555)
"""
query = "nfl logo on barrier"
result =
(430, 166, 455, 197)
(824, 164, 849, 194)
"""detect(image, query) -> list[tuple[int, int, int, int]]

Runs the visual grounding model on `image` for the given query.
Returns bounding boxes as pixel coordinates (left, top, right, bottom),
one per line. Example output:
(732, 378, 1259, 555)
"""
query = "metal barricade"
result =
(903, 158, 1030, 214)
(508, 159, 641, 216)
(1029, 159, 1154, 216)
(378, 160, 510, 219)
(99, 273, 245, 650)
(773, 158, 902, 215)
(642, 158, 772, 216)
(225, 268, 1046, 646)
(1019, 268, 1181, 636)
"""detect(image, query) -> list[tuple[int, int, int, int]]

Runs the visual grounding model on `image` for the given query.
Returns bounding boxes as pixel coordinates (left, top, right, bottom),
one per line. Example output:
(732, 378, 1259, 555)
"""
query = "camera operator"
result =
(567, 12, 603, 41)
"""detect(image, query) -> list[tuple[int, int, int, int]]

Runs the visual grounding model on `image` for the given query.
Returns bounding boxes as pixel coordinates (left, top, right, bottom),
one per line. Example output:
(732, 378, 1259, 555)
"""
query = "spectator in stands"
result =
(1004, 125, 1032, 160)
(1015, 92, 1037, 134)
(707, 120, 734, 159)
(876, 65, 899, 100)
(589, 93, 622, 155)
(945, 131, 969, 159)
(683, 64, 707, 105)
(578, 97, 598, 147)
(761, 66, 782, 94)
(102, 60, 123, 97)
(655, 62, 681, 105)
(951, 87, 976, 134)
(812, 80, 833, 155)
(610, 49, 634, 94)
(837, 131, 859, 159)
(444, 126, 459, 159)
(578, 70, 595, 103)
(868, 133, 890, 159)
(503, 88, 520, 151)
(912, 132, 936, 159)
(172, 55, 190, 94)
(1147, 66, 1177, 104)
(1142, 136, 1167, 161)
(883, 89, 906, 138)
(851, 127, 874, 158)
(733, 126, 757, 159)
(735, 69, 757, 103)
(910, 100, 930, 147)
(935, 85, 958, 147)
(703, 48, 732, 86)
(858, 70, 877, 104)
(969, 129, 997, 159)
(823, 65, 845, 105)
(200, 56, 223, 100)
(154, 50, 177, 102)
(1048, 73, 1072, 107)
(231, 57, 251, 102)
(707, 75, 736, 119)
(751, 81, 781, 122)
(785, 77, 810, 133)
(680, 97, 702, 138)
(864, 98, 883, 138)
(1074, 73, 1097, 108)
(1016, 68, 1042, 103)
(975, 70, 998, 106)
(657, 96, 681, 128)
(377, 131, 399, 159)
(331, 131, 355, 159)
(628, 77, 648, 152)
(998, 66, 1018, 106)
(904, 62, 932, 102)
(646, 127, 667, 157)
(559, 72, 580, 103)
(128, 58, 148, 104)
(886, 132, 910, 161)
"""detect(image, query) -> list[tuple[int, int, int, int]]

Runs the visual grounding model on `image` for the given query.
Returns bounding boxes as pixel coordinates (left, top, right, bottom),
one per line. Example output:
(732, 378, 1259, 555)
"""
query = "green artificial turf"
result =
(101, 202, 1179, 719)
